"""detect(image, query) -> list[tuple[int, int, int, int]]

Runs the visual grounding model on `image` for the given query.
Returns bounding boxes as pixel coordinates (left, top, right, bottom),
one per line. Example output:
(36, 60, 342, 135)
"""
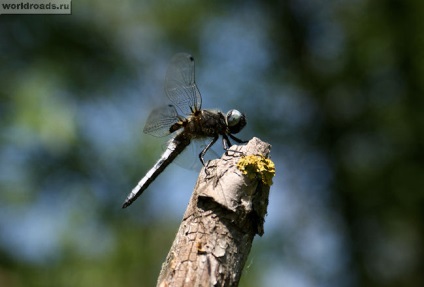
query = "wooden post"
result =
(157, 137, 274, 287)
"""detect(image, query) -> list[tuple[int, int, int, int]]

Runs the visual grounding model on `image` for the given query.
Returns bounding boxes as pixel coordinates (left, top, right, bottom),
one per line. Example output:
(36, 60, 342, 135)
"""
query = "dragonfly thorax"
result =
(183, 109, 228, 138)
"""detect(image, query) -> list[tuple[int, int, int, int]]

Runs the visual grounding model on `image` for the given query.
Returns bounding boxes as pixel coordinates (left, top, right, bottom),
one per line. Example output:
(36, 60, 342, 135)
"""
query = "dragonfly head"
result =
(226, 109, 247, 134)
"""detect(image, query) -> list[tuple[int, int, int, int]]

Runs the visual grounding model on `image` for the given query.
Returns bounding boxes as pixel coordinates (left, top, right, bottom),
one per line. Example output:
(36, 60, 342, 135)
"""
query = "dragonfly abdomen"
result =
(122, 137, 190, 208)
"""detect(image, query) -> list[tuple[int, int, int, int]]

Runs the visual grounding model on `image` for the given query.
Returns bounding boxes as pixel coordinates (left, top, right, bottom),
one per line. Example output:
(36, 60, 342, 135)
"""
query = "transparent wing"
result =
(165, 53, 202, 116)
(143, 105, 180, 137)
(168, 138, 221, 171)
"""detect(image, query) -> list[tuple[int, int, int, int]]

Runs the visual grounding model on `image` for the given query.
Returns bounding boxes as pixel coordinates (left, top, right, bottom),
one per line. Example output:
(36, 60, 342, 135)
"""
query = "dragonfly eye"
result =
(226, 109, 247, 134)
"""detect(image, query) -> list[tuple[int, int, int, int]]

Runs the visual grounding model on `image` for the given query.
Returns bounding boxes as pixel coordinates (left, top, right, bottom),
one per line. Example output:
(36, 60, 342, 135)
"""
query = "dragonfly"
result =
(122, 53, 247, 208)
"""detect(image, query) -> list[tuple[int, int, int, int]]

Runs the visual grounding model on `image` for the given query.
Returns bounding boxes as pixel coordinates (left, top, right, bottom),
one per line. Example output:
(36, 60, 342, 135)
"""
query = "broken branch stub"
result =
(157, 137, 274, 287)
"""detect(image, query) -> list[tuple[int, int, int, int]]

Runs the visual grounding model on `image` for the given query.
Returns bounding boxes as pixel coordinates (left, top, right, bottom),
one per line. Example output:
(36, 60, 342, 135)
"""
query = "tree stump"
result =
(157, 137, 274, 287)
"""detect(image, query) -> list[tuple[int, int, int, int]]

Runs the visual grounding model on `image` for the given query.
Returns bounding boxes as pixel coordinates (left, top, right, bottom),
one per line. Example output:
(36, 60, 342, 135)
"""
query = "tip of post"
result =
(122, 201, 130, 209)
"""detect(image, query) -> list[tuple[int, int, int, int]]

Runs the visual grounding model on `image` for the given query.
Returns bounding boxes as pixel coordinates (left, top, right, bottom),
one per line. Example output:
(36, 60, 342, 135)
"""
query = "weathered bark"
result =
(157, 137, 273, 287)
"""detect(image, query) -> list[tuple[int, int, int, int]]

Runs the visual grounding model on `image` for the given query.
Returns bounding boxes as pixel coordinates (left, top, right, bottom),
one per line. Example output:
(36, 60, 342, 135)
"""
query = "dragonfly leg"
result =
(199, 135, 219, 167)
(222, 135, 232, 150)
(229, 134, 248, 144)
(222, 135, 244, 156)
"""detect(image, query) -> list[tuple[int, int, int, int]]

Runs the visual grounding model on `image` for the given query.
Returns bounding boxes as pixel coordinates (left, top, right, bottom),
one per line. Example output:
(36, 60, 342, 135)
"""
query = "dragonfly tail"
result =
(122, 138, 189, 208)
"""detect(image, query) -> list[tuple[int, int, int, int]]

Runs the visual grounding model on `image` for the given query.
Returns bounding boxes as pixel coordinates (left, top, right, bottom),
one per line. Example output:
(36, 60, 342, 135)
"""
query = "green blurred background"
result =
(1, 1, 423, 286)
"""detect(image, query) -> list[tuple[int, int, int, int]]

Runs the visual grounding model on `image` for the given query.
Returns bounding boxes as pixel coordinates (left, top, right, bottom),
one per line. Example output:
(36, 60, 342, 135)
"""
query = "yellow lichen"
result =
(237, 155, 275, 186)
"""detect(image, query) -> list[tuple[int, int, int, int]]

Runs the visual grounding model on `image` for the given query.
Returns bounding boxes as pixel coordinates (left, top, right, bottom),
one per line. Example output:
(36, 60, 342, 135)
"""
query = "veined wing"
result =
(143, 105, 180, 137)
(168, 138, 221, 170)
(165, 53, 202, 116)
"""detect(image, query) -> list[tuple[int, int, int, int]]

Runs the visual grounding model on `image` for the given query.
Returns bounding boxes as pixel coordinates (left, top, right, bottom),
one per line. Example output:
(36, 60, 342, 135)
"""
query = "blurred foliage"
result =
(0, 0, 423, 287)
